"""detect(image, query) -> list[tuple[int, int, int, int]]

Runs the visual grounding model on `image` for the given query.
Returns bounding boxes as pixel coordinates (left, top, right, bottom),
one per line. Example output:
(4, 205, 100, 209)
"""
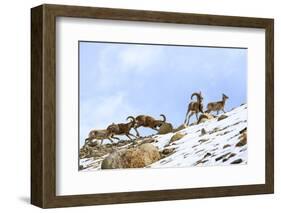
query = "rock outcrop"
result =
(158, 122, 173, 134)
(173, 124, 188, 132)
(236, 130, 247, 147)
(101, 150, 125, 169)
(217, 114, 228, 121)
(101, 143, 160, 169)
(197, 113, 214, 124)
(170, 132, 185, 143)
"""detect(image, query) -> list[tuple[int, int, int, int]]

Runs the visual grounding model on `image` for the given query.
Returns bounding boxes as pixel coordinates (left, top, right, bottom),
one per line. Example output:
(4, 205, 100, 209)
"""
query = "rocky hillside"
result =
(79, 104, 247, 171)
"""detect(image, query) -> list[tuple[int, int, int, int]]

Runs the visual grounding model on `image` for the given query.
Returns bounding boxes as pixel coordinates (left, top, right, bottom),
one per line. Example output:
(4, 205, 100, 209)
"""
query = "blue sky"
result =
(79, 42, 247, 146)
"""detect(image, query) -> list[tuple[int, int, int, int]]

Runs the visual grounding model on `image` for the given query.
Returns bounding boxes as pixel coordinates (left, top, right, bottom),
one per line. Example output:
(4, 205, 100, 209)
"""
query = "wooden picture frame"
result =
(31, 4, 274, 208)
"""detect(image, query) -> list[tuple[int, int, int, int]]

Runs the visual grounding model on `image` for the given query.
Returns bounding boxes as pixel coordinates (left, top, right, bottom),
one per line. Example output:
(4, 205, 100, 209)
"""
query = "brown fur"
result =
(132, 114, 166, 137)
(106, 116, 137, 140)
(84, 129, 117, 145)
(184, 92, 204, 125)
(205, 94, 229, 115)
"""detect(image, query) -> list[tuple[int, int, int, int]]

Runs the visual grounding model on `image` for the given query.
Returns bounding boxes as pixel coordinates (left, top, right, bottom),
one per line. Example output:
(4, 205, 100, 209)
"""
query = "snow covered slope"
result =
(79, 104, 247, 171)
(150, 104, 247, 168)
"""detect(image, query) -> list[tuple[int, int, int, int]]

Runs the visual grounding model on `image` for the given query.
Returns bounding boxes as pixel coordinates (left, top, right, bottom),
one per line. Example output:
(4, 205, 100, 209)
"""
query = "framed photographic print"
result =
(31, 4, 274, 208)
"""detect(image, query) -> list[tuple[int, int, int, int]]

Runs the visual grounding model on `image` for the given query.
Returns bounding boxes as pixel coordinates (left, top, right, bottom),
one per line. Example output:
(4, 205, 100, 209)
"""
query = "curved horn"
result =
(191, 92, 200, 101)
(159, 114, 166, 122)
(126, 116, 135, 123)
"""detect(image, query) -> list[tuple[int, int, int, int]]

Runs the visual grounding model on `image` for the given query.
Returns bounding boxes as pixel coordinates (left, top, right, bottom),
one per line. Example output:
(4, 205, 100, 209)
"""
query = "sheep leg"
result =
(111, 136, 120, 140)
(134, 127, 140, 137)
(100, 139, 104, 145)
(187, 112, 195, 125)
(128, 133, 138, 138)
(152, 127, 159, 131)
(108, 137, 115, 143)
(222, 108, 226, 113)
(184, 109, 190, 124)
(196, 113, 199, 121)
(126, 134, 133, 141)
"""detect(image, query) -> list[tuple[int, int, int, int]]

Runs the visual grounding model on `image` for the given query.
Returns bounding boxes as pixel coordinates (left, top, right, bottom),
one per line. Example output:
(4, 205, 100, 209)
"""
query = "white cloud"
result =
(95, 45, 164, 90)
(117, 45, 164, 73)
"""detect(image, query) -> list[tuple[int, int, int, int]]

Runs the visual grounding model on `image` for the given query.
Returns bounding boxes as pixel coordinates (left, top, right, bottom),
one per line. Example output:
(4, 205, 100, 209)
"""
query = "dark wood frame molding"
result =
(31, 4, 274, 208)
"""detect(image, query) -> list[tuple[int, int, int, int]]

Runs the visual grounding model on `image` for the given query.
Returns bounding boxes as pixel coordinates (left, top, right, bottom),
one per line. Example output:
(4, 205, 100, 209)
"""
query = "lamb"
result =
(184, 92, 204, 125)
(132, 114, 166, 137)
(205, 93, 229, 115)
(106, 116, 137, 140)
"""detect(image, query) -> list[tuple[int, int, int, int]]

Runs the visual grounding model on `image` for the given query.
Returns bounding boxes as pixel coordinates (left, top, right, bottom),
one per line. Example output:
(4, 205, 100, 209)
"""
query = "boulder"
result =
(101, 150, 125, 169)
(158, 122, 173, 134)
(194, 159, 208, 166)
(101, 144, 160, 169)
(209, 127, 220, 134)
(239, 127, 247, 134)
(223, 144, 231, 149)
(236, 131, 247, 147)
(222, 153, 236, 162)
(122, 144, 160, 168)
(199, 138, 209, 144)
(200, 128, 207, 136)
(170, 132, 185, 143)
(215, 152, 231, 161)
(230, 158, 243, 164)
(161, 148, 175, 156)
(173, 124, 188, 132)
(203, 152, 211, 158)
(197, 113, 214, 124)
(218, 114, 228, 121)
